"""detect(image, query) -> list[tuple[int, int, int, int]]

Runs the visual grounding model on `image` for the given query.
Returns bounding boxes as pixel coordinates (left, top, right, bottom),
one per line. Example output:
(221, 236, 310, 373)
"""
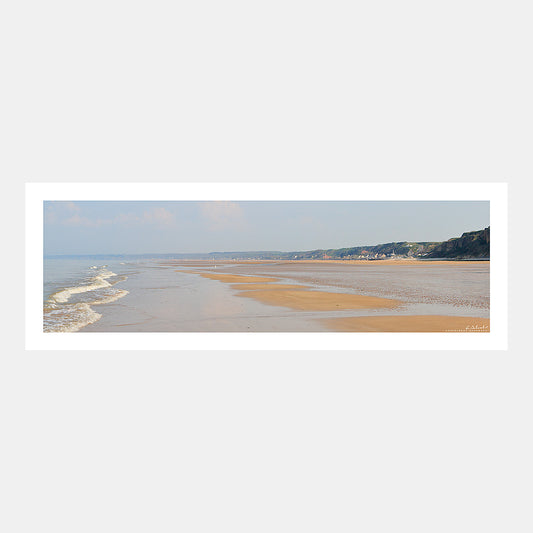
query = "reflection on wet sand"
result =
(199, 273, 279, 283)
(199, 271, 401, 311)
(199, 283, 244, 319)
(230, 283, 306, 291)
(83, 260, 490, 332)
(236, 288, 401, 311)
(193, 261, 490, 331)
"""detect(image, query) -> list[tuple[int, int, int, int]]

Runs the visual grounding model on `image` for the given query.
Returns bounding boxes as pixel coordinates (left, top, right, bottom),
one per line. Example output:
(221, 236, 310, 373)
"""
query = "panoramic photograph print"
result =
(42, 199, 490, 334)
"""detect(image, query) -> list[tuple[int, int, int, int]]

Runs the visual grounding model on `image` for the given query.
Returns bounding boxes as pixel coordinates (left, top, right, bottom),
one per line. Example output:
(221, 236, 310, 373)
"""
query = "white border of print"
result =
(26, 182, 507, 351)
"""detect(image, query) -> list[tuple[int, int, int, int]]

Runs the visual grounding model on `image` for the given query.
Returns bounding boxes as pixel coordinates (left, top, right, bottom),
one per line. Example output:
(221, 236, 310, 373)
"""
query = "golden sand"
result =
(322, 315, 490, 332)
(179, 265, 487, 321)
(199, 273, 279, 283)
(172, 261, 234, 265)
(181, 260, 283, 264)
(230, 283, 307, 291)
(236, 289, 401, 311)
(221, 261, 274, 265)
(195, 270, 400, 310)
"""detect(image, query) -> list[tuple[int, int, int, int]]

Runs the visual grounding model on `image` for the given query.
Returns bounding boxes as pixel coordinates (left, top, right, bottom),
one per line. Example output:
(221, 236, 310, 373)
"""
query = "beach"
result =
(48, 258, 490, 333)
(197, 272, 402, 311)
(322, 315, 490, 332)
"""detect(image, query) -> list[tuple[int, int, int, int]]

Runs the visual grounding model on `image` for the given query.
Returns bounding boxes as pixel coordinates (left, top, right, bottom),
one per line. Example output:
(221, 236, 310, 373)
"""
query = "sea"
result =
(43, 257, 135, 332)
(43, 257, 490, 332)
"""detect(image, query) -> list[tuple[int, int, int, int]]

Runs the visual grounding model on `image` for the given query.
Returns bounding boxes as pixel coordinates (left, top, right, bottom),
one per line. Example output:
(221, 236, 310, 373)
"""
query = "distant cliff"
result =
(424, 227, 490, 259)
(202, 228, 490, 260)
(50, 228, 490, 261)
(207, 227, 490, 260)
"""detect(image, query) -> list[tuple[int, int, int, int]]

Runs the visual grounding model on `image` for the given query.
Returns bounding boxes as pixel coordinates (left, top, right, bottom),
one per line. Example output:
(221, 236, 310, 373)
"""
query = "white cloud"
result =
(45, 203, 176, 229)
(199, 201, 245, 231)
(64, 201, 81, 213)
(62, 214, 110, 228)
(44, 201, 81, 225)
(287, 215, 324, 230)
(142, 207, 175, 226)
(113, 212, 141, 226)
(113, 207, 175, 227)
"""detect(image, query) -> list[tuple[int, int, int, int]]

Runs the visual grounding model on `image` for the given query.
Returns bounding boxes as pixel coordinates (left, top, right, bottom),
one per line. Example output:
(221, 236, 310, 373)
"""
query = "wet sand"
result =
(237, 288, 401, 311)
(230, 283, 306, 291)
(322, 315, 490, 332)
(201, 271, 401, 311)
(81, 259, 490, 332)
(199, 273, 279, 283)
(192, 262, 489, 330)
(213, 261, 490, 312)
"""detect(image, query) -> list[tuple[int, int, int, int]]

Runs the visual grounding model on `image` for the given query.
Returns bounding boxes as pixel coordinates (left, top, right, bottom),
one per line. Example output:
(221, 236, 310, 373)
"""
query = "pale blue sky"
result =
(44, 201, 490, 255)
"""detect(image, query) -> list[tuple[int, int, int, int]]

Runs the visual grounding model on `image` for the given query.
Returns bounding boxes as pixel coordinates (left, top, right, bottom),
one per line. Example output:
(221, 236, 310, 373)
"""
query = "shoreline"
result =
(172, 259, 489, 266)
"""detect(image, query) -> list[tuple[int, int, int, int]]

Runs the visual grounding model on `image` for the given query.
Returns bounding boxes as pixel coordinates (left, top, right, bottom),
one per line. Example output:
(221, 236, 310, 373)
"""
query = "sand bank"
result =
(322, 315, 490, 332)
(199, 273, 279, 283)
(197, 270, 401, 311)
(237, 288, 401, 311)
(171, 260, 276, 266)
(230, 283, 307, 291)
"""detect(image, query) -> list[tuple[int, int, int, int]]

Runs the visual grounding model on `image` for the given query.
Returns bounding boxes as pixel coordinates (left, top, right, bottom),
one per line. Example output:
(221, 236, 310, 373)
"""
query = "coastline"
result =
(173, 259, 490, 266)
(46, 258, 490, 333)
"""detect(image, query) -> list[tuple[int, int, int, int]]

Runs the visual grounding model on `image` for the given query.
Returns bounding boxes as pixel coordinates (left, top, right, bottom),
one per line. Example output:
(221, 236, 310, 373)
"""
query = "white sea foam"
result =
(43, 303, 102, 332)
(110, 275, 128, 285)
(49, 268, 117, 303)
(92, 289, 129, 305)
(44, 266, 130, 332)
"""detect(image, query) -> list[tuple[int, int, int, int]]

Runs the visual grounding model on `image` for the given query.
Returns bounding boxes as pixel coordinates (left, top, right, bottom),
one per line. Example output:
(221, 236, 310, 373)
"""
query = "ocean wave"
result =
(44, 266, 130, 332)
(109, 275, 128, 285)
(43, 303, 102, 332)
(91, 289, 129, 305)
(48, 268, 117, 304)
(43, 289, 129, 332)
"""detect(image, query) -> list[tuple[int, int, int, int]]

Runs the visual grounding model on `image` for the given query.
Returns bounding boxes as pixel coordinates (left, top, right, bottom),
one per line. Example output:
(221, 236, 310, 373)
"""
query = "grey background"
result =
(4, 2, 531, 532)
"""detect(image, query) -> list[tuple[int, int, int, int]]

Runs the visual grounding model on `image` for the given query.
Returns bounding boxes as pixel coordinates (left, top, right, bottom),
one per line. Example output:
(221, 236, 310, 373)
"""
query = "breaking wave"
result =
(49, 269, 117, 303)
(44, 266, 128, 332)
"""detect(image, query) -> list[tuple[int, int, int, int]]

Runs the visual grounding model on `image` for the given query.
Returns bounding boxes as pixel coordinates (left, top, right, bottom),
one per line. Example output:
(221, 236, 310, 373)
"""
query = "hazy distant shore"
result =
(170, 258, 490, 266)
